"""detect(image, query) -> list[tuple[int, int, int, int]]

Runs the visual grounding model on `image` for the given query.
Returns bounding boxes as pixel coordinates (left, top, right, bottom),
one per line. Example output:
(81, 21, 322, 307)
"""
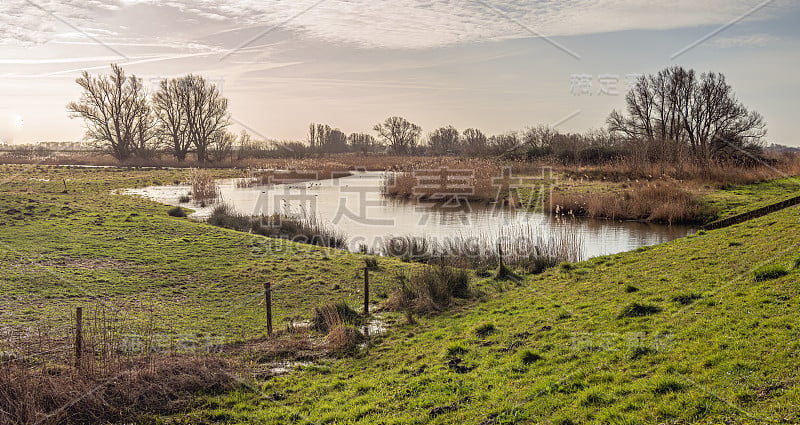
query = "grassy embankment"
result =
(192, 202, 800, 424)
(1, 164, 798, 423)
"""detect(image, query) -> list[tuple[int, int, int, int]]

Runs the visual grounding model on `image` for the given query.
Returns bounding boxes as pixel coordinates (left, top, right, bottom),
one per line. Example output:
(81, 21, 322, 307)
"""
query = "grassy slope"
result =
(194, 208, 800, 424)
(2, 165, 799, 424)
(700, 177, 800, 221)
(0, 165, 410, 341)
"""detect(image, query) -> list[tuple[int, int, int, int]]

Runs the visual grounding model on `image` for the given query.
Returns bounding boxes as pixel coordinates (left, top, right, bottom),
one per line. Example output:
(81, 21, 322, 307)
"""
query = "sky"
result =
(0, 0, 798, 146)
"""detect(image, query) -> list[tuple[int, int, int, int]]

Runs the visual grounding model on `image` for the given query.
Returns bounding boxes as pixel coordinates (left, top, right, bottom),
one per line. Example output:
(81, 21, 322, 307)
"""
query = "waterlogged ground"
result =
(0, 164, 799, 424)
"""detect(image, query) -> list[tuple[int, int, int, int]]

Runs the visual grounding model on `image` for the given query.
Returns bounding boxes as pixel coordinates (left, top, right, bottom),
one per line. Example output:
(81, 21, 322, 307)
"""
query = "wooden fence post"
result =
(265, 282, 273, 337)
(364, 267, 370, 316)
(75, 306, 82, 368)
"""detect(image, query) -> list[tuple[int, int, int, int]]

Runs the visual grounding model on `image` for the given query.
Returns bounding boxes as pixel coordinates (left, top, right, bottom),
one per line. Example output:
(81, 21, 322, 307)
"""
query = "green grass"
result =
(0, 165, 413, 341)
(700, 177, 800, 221)
(193, 204, 800, 424)
(753, 265, 790, 282)
(2, 165, 800, 424)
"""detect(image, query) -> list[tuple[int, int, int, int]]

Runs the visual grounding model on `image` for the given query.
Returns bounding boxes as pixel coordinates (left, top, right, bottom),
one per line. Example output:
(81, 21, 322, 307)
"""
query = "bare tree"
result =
(152, 78, 190, 160)
(208, 129, 237, 162)
(180, 75, 230, 163)
(608, 66, 766, 164)
(373, 116, 421, 154)
(348, 132, 381, 153)
(67, 64, 153, 161)
(462, 128, 487, 155)
(427, 125, 460, 154)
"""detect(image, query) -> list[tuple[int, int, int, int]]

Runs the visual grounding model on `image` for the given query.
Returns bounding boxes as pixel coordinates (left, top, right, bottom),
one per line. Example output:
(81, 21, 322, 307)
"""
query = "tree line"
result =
(70, 65, 768, 166)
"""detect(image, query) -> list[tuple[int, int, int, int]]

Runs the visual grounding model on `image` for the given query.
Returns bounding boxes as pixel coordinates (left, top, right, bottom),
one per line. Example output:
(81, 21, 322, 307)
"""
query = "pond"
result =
(124, 171, 696, 260)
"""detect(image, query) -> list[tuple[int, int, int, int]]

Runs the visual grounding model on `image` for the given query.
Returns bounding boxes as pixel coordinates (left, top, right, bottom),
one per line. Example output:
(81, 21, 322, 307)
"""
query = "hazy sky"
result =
(1, 0, 798, 146)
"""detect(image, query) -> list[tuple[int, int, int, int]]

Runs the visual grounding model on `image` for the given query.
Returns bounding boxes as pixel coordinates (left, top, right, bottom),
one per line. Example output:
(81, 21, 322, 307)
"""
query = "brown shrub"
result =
(0, 356, 235, 425)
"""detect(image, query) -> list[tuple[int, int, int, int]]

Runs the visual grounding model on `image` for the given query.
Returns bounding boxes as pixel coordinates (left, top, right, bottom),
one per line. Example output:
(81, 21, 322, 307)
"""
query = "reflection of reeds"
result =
(381, 225, 582, 274)
(187, 169, 218, 203)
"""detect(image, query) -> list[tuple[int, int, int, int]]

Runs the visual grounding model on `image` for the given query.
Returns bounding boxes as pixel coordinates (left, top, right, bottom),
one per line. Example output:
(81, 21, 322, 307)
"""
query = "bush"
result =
(617, 302, 661, 319)
(167, 206, 187, 217)
(753, 265, 789, 281)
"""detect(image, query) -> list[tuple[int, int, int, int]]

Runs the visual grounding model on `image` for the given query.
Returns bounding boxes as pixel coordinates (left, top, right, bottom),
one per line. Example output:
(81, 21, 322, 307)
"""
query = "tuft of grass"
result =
(753, 265, 789, 282)
(794, 258, 800, 269)
(178, 195, 191, 203)
(728, 241, 742, 247)
(629, 346, 656, 360)
(311, 302, 361, 333)
(474, 323, 496, 338)
(617, 302, 662, 319)
(384, 264, 471, 314)
(520, 350, 543, 365)
(167, 206, 187, 217)
(624, 284, 639, 293)
(652, 377, 687, 394)
(364, 257, 379, 270)
(444, 343, 468, 358)
(671, 292, 702, 305)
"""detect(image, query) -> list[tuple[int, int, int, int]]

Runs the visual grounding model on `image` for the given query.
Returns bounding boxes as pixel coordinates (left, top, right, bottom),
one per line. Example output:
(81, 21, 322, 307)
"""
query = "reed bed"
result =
(550, 182, 714, 224)
(207, 204, 348, 249)
(381, 224, 583, 274)
(236, 166, 353, 188)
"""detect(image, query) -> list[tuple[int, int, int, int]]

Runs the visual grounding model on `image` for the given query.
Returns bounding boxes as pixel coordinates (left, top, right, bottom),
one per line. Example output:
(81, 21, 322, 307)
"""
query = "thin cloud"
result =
(711, 34, 780, 48)
(0, 0, 790, 49)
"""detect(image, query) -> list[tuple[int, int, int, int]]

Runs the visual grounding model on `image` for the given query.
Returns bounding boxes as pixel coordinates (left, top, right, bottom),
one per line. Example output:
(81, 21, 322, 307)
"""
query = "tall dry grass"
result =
(384, 264, 471, 314)
(0, 305, 235, 425)
(310, 302, 364, 353)
(208, 204, 348, 249)
(187, 169, 218, 204)
(381, 224, 583, 274)
(550, 182, 714, 224)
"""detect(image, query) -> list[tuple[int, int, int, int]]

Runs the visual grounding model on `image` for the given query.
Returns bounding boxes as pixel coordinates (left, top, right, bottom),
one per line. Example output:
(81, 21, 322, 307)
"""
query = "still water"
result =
(125, 171, 696, 259)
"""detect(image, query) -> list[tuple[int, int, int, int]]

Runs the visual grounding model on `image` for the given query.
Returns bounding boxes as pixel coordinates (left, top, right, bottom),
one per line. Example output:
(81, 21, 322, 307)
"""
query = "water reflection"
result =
(124, 171, 695, 259)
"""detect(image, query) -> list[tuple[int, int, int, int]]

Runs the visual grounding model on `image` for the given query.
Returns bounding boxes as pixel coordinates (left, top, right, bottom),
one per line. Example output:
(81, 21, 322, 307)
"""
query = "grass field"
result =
(0, 165, 413, 344)
(0, 164, 798, 424)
